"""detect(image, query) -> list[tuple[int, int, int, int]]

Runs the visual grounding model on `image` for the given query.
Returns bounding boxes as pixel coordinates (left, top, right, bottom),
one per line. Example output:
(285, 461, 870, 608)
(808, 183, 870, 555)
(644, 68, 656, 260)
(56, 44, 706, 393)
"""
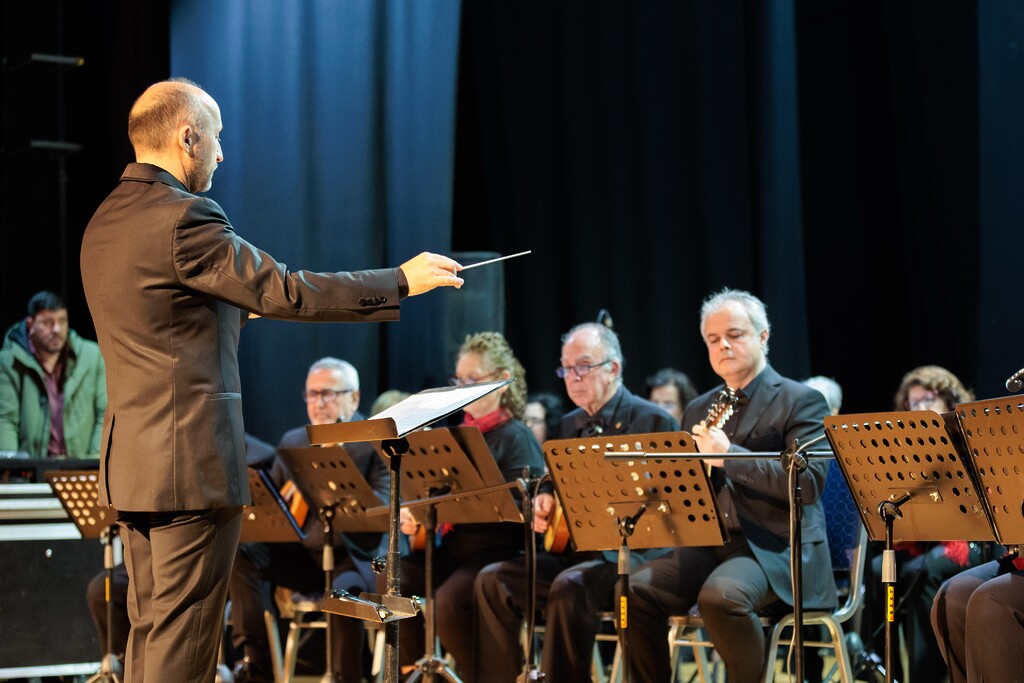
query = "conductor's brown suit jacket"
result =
(81, 163, 401, 512)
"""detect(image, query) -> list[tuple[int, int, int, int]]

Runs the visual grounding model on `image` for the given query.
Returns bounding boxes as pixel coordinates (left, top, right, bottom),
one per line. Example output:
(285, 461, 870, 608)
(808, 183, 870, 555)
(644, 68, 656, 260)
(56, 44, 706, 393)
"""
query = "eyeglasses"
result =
(555, 360, 611, 379)
(302, 388, 355, 403)
(448, 370, 500, 387)
(909, 393, 943, 411)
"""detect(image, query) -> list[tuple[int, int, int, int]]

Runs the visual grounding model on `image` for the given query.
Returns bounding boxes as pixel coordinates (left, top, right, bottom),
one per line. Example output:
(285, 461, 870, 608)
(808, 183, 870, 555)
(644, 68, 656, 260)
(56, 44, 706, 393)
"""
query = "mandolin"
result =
(704, 387, 739, 431)
(542, 493, 570, 553)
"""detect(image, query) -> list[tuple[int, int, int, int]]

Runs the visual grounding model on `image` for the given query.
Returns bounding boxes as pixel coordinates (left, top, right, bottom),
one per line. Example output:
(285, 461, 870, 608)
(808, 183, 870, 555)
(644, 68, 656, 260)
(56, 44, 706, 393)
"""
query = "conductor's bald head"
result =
(128, 78, 224, 193)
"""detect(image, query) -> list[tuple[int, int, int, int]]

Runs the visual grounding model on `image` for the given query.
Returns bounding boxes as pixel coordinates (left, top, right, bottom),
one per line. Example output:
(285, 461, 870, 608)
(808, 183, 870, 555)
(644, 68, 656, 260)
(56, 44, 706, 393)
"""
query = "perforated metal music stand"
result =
(544, 431, 727, 683)
(823, 410, 992, 544)
(952, 396, 1024, 545)
(823, 398, 1024, 683)
(545, 431, 727, 552)
(45, 469, 120, 682)
(394, 425, 522, 524)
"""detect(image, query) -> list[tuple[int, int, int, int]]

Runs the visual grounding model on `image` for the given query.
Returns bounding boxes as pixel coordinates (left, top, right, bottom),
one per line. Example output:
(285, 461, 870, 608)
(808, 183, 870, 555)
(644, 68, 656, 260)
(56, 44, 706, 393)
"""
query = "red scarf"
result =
(462, 407, 512, 433)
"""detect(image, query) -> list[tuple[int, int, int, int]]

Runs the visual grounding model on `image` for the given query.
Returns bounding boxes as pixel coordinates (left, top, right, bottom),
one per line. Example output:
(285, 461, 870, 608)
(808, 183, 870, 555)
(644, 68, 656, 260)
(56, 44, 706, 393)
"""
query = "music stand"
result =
(45, 469, 120, 683)
(305, 378, 513, 683)
(823, 398, 1024, 683)
(225, 467, 308, 682)
(953, 396, 1024, 545)
(545, 431, 727, 683)
(276, 444, 388, 682)
(385, 426, 522, 682)
(241, 467, 306, 543)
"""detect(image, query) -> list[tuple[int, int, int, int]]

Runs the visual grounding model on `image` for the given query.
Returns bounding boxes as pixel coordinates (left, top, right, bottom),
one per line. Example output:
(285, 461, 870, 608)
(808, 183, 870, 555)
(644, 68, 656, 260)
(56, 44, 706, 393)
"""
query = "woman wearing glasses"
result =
(394, 331, 544, 681)
(862, 365, 988, 683)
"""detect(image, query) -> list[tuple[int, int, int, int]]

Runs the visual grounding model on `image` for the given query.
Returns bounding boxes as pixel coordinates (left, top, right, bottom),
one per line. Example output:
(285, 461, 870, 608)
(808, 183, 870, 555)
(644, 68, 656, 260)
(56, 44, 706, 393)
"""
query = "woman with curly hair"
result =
(863, 365, 985, 683)
(893, 364, 974, 414)
(395, 331, 543, 681)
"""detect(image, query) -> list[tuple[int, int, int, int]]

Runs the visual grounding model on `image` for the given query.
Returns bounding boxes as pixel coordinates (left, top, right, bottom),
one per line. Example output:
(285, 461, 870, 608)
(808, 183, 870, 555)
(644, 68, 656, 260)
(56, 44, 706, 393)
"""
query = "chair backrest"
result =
(821, 460, 868, 621)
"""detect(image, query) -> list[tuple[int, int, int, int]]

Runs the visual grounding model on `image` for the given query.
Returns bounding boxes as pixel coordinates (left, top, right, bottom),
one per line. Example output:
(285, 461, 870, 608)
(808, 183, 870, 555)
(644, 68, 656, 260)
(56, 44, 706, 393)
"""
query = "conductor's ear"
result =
(178, 125, 196, 156)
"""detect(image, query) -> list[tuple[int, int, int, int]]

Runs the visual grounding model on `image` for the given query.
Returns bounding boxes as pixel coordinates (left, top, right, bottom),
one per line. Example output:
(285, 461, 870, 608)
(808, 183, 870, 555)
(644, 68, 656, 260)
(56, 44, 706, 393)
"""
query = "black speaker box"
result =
(0, 538, 101, 668)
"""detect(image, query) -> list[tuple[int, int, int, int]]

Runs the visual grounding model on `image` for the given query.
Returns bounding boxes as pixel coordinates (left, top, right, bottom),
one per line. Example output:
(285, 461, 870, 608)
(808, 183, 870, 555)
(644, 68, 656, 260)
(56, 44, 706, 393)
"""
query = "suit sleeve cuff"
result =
(396, 267, 409, 300)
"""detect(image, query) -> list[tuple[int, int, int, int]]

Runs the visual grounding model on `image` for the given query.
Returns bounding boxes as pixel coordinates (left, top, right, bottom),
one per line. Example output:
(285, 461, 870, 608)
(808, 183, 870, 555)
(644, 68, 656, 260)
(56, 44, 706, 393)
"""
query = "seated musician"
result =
(474, 321, 679, 683)
(229, 357, 387, 683)
(628, 288, 834, 683)
(931, 552, 1024, 682)
(393, 331, 544, 680)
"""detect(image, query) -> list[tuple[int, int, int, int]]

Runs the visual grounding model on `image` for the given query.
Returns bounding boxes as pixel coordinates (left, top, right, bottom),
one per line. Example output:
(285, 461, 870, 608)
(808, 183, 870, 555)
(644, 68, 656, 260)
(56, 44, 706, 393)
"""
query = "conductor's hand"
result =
(690, 421, 728, 469)
(399, 507, 419, 537)
(399, 252, 464, 296)
(533, 492, 556, 533)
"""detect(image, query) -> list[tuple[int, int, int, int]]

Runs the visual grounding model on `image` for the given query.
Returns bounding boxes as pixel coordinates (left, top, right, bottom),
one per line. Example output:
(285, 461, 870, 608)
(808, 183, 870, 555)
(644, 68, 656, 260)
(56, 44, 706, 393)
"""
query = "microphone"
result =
(596, 308, 614, 330)
(1007, 368, 1024, 393)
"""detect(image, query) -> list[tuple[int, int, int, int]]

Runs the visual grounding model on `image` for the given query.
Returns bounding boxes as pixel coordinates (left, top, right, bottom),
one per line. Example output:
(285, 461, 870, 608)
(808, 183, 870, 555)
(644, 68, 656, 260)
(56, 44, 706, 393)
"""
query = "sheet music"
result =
(371, 379, 513, 436)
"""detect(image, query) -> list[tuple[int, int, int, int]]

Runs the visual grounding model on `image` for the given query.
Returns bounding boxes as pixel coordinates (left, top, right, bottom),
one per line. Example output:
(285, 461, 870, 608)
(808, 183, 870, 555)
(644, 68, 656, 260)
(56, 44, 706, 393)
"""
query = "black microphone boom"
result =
(1006, 367, 1024, 392)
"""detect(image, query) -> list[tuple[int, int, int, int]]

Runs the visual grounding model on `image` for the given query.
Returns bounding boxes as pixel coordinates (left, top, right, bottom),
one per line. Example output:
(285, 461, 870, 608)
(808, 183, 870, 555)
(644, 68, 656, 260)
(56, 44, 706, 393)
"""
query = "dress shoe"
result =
(231, 654, 274, 683)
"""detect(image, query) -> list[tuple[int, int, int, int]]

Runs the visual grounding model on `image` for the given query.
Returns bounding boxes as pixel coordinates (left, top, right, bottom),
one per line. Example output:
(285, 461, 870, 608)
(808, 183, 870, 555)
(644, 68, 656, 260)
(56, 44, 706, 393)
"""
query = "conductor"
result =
(79, 77, 462, 682)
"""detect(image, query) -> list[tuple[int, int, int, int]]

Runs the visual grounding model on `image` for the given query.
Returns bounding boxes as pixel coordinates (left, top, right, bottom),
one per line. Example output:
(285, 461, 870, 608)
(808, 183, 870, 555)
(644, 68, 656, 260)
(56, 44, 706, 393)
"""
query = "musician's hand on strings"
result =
(533, 492, 556, 533)
(399, 252, 464, 295)
(691, 420, 728, 468)
(399, 507, 419, 537)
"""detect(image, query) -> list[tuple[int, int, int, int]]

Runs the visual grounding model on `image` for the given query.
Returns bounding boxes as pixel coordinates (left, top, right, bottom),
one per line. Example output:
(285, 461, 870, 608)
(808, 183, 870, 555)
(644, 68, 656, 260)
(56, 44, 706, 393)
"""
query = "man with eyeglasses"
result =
(474, 321, 678, 683)
(228, 356, 388, 683)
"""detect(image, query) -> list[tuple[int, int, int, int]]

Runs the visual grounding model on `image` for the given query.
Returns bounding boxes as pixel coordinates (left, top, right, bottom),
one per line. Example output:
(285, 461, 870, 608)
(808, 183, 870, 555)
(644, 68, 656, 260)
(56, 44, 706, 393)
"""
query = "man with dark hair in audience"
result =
(0, 290, 106, 458)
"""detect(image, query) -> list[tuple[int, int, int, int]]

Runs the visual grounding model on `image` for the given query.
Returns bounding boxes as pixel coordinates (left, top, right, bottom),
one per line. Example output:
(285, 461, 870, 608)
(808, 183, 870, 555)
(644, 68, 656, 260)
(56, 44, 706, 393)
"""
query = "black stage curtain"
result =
(3, 1, 1022, 447)
(453, 0, 1023, 413)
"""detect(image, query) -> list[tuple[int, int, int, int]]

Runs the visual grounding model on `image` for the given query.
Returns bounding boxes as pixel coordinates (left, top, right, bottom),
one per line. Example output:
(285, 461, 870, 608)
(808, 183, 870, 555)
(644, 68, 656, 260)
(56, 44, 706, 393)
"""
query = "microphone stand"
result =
(877, 492, 911, 683)
(779, 432, 830, 683)
(614, 505, 646, 683)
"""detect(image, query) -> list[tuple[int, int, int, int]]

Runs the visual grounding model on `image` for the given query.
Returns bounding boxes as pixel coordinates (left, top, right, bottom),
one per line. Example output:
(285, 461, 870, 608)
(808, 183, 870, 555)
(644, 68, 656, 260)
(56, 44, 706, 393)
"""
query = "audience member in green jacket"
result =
(0, 290, 106, 458)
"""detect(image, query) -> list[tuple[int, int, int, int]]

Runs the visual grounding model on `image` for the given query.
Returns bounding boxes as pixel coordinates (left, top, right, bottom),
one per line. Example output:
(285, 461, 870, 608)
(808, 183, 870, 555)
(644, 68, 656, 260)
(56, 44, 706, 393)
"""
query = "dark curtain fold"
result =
(170, 0, 461, 443)
(452, 0, 811, 398)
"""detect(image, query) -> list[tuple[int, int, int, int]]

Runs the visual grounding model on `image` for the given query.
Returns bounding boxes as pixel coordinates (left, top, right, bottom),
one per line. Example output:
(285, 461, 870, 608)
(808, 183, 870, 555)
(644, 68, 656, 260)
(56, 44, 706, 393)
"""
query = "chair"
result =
(523, 610, 622, 683)
(265, 588, 327, 683)
(668, 460, 868, 683)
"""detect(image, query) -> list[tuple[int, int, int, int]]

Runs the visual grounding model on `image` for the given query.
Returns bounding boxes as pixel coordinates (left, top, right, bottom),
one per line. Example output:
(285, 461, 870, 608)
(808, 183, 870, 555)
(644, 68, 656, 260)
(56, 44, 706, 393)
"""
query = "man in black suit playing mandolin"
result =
(473, 321, 678, 683)
(627, 288, 834, 683)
